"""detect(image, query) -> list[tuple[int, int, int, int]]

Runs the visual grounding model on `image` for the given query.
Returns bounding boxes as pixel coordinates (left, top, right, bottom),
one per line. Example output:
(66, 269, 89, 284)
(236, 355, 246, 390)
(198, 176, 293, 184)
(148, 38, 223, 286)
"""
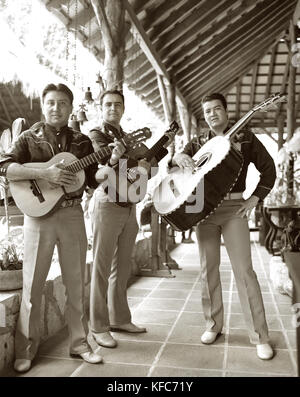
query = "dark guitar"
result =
(104, 121, 179, 205)
(9, 128, 151, 218)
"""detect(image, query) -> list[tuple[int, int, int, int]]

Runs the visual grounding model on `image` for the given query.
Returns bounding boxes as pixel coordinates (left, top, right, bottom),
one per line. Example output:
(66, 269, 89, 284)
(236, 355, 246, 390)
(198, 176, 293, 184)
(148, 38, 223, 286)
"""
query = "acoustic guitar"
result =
(104, 121, 179, 205)
(153, 93, 285, 231)
(9, 127, 151, 218)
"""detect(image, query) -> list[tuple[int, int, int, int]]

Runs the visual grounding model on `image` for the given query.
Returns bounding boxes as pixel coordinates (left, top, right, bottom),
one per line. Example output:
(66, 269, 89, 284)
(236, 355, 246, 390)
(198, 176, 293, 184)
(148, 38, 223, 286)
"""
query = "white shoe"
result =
(110, 323, 146, 333)
(93, 332, 117, 348)
(14, 359, 32, 373)
(256, 343, 274, 360)
(201, 331, 219, 344)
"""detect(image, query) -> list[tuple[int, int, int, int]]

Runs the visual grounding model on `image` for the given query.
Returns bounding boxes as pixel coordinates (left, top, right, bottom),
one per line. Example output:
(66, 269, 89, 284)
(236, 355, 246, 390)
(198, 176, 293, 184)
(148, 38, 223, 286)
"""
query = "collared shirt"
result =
(182, 124, 276, 201)
(0, 122, 99, 197)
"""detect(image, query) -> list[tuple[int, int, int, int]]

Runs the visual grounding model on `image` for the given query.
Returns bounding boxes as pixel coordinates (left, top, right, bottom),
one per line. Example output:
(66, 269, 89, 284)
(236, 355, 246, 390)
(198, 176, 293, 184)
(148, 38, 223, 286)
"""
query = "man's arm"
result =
(6, 162, 77, 187)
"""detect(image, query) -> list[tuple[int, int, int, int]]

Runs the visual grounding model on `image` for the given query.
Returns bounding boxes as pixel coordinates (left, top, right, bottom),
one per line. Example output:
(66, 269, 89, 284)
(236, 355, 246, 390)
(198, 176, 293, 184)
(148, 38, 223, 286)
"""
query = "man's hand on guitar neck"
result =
(108, 139, 126, 165)
(173, 153, 195, 170)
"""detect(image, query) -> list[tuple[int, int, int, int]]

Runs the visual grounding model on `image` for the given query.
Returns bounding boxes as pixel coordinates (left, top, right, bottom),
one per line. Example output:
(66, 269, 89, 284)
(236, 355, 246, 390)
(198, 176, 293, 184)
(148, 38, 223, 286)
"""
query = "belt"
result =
(224, 192, 243, 200)
(60, 198, 82, 208)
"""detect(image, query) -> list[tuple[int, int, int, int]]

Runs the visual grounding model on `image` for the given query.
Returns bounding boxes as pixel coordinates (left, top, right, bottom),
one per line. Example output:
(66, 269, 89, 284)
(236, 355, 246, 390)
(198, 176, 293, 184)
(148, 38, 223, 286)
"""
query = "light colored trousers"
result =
(90, 200, 139, 334)
(15, 205, 90, 360)
(195, 198, 269, 344)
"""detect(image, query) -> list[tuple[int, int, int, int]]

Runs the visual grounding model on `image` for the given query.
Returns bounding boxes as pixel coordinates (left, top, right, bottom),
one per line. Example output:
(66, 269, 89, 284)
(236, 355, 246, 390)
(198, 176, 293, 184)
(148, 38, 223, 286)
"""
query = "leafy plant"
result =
(0, 118, 25, 271)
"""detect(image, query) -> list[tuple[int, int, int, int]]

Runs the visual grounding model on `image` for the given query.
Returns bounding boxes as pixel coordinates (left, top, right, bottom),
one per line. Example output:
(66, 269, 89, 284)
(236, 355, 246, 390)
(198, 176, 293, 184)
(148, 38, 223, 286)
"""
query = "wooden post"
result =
(277, 115, 285, 150)
(177, 103, 191, 144)
(287, 20, 296, 142)
(286, 20, 297, 203)
(91, 0, 127, 90)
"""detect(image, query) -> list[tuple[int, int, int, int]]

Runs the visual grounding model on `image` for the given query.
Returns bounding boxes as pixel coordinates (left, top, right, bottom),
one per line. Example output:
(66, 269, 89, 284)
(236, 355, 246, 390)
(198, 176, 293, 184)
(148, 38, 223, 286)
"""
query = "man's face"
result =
(202, 99, 228, 133)
(42, 91, 73, 129)
(101, 93, 124, 127)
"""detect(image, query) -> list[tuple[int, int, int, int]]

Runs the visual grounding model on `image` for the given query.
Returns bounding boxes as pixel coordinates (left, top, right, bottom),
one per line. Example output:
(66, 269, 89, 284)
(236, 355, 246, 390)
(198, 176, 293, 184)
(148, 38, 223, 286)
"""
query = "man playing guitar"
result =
(87, 90, 169, 349)
(170, 93, 276, 360)
(0, 83, 103, 373)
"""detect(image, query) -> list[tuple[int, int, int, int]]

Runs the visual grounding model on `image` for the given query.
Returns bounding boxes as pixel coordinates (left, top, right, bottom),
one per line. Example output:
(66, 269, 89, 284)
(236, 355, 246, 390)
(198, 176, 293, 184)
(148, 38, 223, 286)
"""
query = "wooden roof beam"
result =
(155, 0, 230, 53)
(265, 45, 277, 98)
(180, 3, 292, 97)
(123, 0, 189, 112)
(148, 0, 202, 41)
(190, 30, 286, 111)
(249, 62, 258, 109)
(176, 0, 291, 89)
(164, 0, 255, 68)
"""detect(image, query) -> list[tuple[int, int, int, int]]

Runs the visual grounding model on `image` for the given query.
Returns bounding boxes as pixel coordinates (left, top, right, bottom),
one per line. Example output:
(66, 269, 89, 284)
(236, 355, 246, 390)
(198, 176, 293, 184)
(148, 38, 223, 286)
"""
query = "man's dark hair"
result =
(42, 83, 74, 105)
(100, 90, 125, 107)
(201, 93, 227, 111)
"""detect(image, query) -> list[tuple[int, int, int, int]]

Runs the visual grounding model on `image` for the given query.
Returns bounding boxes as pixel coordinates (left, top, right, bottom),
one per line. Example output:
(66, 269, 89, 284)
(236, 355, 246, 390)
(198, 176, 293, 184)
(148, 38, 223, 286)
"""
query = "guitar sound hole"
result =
(195, 153, 212, 169)
(169, 179, 180, 198)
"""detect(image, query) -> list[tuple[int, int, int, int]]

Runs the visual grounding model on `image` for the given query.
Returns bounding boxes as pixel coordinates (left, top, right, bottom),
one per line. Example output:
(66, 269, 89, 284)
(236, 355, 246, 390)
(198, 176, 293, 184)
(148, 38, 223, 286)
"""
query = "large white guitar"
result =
(153, 93, 285, 231)
(9, 128, 151, 218)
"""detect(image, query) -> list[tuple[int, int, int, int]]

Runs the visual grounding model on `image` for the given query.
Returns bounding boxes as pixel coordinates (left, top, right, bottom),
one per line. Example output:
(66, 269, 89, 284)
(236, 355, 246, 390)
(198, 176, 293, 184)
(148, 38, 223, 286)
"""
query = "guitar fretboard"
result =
(65, 146, 112, 173)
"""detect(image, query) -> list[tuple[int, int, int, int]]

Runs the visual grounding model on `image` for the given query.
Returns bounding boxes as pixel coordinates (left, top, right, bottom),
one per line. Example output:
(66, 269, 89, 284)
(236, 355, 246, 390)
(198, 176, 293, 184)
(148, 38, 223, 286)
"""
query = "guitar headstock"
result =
(253, 93, 286, 113)
(165, 120, 179, 143)
(123, 127, 152, 147)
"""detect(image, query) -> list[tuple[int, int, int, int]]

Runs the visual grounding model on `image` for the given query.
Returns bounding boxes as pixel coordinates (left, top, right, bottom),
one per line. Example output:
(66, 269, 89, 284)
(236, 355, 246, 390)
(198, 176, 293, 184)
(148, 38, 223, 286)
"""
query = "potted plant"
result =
(0, 118, 25, 291)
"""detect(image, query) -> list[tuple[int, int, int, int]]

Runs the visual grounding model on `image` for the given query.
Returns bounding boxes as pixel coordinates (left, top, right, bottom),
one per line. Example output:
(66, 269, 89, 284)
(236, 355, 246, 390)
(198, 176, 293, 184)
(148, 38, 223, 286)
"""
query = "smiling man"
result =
(87, 90, 151, 349)
(171, 92, 276, 360)
(0, 83, 102, 373)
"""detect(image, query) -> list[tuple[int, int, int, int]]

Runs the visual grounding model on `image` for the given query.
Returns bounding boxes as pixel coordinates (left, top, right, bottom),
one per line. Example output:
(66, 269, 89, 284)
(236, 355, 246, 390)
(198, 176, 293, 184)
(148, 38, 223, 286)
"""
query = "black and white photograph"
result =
(0, 0, 300, 387)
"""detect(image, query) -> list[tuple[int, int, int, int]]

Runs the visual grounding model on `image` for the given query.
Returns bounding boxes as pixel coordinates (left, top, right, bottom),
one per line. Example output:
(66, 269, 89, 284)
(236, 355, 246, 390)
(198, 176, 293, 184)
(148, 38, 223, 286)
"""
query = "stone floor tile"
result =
(111, 324, 171, 343)
(71, 362, 150, 377)
(228, 329, 288, 350)
(225, 347, 296, 376)
(129, 277, 162, 289)
(18, 356, 82, 377)
(132, 309, 179, 325)
(157, 343, 224, 370)
(158, 280, 195, 290)
(128, 297, 145, 309)
(138, 297, 186, 311)
(175, 311, 204, 327)
(148, 289, 190, 299)
(183, 299, 203, 312)
(151, 366, 223, 377)
(127, 288, 152, 298)
(169, 324, 225, 345)
(286, 330, 297, 349)
(225, 370, 290, 377)
(277, 303, 294, 315)
(99, 340, 162, 365)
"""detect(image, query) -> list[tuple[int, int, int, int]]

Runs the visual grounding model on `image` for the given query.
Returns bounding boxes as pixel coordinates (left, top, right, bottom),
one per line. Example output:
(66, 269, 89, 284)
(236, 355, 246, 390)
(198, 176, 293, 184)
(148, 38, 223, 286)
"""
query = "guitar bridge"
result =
(30, 180, 45, 203)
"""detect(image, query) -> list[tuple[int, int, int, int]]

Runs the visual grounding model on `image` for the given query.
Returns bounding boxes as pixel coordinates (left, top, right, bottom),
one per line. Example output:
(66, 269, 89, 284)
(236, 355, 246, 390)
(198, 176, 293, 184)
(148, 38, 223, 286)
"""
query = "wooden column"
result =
(177, 104, 191, 144)
(277, 115, 285, 150)
(91, 0, 126, 90)
(287, 20, 296, 142)
(157, 74, 177, 156)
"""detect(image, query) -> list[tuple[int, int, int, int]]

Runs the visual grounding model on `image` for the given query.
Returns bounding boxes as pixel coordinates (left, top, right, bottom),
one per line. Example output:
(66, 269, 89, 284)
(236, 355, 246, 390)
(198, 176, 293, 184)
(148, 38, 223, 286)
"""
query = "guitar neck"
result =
(144, 135, 169, 162)
(65, 146, 113, 173)
(225, 109, 255, 141)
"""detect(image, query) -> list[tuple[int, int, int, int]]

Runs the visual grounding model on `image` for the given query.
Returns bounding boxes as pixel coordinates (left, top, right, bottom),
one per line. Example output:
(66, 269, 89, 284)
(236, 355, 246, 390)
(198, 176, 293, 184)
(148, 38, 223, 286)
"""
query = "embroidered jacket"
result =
(0, 122, 99, 197)
(181, 125, 276, 201)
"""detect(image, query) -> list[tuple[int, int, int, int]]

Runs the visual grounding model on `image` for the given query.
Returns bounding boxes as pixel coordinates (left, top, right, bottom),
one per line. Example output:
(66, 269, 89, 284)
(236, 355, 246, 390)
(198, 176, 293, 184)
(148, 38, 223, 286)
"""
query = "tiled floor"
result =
(3, 233, 298, 378)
